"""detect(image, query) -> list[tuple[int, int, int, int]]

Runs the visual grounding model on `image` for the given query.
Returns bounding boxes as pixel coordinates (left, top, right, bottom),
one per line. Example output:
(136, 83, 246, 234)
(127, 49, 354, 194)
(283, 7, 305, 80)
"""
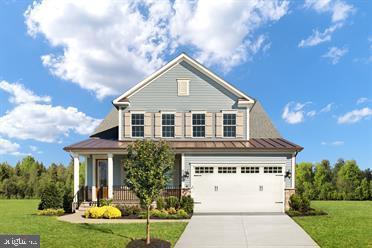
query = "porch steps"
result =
(77, 201, 96, 212)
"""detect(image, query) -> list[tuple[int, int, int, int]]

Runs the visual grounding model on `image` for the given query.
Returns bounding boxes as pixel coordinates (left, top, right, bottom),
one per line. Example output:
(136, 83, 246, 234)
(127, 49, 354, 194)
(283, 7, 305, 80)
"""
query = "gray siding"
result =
(122, 61, 247, 139)
(184, 153, 293, 188)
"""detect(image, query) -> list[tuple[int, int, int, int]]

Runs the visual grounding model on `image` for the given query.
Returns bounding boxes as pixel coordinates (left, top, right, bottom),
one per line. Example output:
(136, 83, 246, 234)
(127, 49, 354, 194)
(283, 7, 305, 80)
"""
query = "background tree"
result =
(296, 162, 316, 199)
(314, 160, 333, 200)
(123, 140, 174, 245)
(337, 160, 361, 200)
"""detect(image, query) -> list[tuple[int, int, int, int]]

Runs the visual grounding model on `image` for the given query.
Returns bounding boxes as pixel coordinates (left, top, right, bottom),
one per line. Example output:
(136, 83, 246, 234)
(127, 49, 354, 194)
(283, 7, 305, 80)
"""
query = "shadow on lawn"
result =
(79, 223, 134, 241)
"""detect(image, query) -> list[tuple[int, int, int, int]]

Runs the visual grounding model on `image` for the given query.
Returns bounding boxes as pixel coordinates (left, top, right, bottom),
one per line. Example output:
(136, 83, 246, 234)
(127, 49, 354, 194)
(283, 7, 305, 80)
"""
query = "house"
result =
(64, 53, 302, 213)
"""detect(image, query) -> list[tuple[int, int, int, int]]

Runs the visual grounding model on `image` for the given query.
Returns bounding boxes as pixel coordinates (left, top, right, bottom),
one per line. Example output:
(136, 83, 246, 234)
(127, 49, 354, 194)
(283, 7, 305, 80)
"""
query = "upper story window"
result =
(223, 113, 236, 137)
(192, 113, 205, 137)
(177, 79, 189, 96)
(162, 114, 175, 137)
(131, 113, 144, 137)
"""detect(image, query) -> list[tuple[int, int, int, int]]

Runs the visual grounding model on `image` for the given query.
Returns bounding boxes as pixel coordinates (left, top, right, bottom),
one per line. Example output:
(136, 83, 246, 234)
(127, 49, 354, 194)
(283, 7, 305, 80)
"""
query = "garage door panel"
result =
(191, 165, 284, 213)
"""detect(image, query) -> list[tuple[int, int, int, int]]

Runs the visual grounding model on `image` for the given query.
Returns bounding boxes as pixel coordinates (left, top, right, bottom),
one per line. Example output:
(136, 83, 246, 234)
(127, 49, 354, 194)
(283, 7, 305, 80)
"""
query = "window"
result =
(223, 113, 236, 137)
(162, 114, 175, 137)
(131, 113, 144, 137)
(241, 167, 260, 173)
(195, 167, 214, 174)
(192, 113, 205, 137)
(218, 167, 237, 173)
(177, 79, 189, 96)
(264, 166, 282, 174)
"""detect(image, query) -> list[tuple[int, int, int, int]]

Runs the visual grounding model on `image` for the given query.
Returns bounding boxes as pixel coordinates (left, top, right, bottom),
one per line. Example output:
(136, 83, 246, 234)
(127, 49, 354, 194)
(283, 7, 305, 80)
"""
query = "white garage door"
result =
(191, 165, 284, 213)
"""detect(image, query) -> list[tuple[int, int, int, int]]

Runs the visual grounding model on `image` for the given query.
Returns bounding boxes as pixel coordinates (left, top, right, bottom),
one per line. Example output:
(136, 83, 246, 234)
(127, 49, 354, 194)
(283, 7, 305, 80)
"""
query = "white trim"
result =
(107, 153, 113, 199)
(84, 156, 88, 186)
(181, 153, 185, 188)
(191, 112, 206, 138)
(221, 112, 237, 138)
(160, 112, 176, 138)
(291, 153, 296, 189)
(118, 107, 123, 140)
(72, 153, 80, 203)
(246, 107, 250, 140)
(130, 112, 145, 138)
(113, 53, 255, 104)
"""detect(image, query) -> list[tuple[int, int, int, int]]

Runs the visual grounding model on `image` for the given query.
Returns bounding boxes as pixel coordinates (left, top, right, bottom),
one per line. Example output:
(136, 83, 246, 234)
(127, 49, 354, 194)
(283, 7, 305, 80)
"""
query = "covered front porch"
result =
(72, 152, 183, 210)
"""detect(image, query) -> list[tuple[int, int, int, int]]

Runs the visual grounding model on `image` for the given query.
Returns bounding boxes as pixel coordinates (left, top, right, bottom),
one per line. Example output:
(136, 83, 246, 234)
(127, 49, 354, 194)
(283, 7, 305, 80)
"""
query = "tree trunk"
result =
(146, 205, 151, 245)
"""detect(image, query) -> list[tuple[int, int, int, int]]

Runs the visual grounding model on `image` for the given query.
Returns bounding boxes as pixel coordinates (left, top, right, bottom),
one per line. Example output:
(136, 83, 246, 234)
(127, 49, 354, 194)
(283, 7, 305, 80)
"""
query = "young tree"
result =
(360, 178, 370, 200)
(296, 162, 315, 199)
(123, 140, 174, 245)
(337, 160, 361, 199)
(314, 160, 333, 199)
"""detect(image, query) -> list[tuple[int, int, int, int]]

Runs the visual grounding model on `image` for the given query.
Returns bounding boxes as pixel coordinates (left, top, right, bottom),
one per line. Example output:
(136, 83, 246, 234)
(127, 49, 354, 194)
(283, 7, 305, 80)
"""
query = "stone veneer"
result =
(284, 188, 296, 211)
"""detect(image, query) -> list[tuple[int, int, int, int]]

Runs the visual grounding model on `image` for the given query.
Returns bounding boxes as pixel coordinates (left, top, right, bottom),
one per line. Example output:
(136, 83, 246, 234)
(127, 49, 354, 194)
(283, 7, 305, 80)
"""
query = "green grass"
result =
(0, 200, 187, 248)
(293, 201, 372, 248)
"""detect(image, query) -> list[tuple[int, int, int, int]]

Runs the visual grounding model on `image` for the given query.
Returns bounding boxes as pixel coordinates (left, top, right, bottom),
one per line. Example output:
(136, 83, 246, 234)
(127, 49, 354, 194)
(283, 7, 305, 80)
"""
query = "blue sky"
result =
(0, 0, 371, 169)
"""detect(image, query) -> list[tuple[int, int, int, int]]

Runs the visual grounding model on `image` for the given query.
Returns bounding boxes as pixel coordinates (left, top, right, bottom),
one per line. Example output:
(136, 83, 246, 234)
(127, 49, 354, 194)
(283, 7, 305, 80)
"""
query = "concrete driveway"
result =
(175, 214, 318, 248)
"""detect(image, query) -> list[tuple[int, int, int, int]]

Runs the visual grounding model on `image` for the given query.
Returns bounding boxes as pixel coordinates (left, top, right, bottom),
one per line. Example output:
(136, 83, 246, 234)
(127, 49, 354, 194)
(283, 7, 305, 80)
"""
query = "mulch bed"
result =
(126, 239, 171, 248)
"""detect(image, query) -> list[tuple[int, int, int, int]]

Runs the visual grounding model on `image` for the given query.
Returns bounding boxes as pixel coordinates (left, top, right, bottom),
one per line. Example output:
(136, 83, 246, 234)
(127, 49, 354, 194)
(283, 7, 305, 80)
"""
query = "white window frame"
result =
(177, 79, 190, 96)
(130, 111, 145, 138)
(221, 110, 237, 138)
(161, 112, 176, 138)
(191, 111, 206, 138)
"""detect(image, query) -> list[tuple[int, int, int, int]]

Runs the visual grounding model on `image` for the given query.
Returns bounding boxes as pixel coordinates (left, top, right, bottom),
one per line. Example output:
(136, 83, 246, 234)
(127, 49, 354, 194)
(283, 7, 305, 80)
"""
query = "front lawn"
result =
(0, 199, 187, 247)
(292, 201, 372, 248)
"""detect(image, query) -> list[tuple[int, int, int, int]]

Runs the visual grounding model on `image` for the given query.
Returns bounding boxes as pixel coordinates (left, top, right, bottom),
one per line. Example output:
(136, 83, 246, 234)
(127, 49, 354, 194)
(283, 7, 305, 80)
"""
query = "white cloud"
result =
(0, 137, 24, 156)
(299, 0, 354, 48)
(298, 23, 341, 47)
(337, 107, 372, 124)
(304, 0, 354, 23)
(307, 110, 317, 117)
(322, 47, 348, 64)
(320, 103, 334, 113)
(321, 140, 344, 146)
(29, 145, 43, 154)
(282, 102, 311, 124)
(357, 97, 371, 105)
(25, 0, 289, 99)
(0, 81, 101, 143)
(0, 80, 51, 104)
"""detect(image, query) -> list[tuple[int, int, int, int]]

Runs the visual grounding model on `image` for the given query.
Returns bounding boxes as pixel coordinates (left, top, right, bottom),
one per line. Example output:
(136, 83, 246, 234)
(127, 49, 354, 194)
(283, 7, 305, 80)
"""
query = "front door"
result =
(97, 159, 108, 200)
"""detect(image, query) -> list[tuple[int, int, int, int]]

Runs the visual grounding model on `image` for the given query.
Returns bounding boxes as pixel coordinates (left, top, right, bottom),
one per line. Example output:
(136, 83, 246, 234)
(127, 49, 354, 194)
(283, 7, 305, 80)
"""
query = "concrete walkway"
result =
(175, 214, 319, 248)
(58, 211, 189, 224)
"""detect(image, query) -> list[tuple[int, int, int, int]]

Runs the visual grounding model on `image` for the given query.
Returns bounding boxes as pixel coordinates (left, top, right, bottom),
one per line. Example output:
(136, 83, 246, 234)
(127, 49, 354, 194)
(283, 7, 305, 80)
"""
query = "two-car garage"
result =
(191, 164, 285, 213)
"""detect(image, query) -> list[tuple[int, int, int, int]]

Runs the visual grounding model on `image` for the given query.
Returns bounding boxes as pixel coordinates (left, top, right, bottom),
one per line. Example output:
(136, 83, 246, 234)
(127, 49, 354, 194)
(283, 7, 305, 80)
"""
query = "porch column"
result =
(108, 153, 114, 199)
(84, 156, 88, 186)
(92, 157, 97, 201)
(73, 153, 80, 203)
(292, 153, 296, 189)
(181, 153, 185, 188)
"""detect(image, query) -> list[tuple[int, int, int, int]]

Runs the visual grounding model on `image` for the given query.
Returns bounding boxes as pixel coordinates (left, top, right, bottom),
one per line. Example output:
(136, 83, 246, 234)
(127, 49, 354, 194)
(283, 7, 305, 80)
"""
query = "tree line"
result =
(0, 156, 85, 203)
(296, 159, 372, 200)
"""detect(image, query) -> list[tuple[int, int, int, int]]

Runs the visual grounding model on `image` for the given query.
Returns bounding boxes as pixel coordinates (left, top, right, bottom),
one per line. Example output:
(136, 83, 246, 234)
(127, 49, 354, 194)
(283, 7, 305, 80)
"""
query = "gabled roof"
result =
(113, 53, 255, 105)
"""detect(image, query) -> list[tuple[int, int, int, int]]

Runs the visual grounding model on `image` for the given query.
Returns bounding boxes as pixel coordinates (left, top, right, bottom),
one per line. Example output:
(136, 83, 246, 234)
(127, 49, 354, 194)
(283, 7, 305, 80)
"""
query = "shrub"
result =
(103, 206, 121, 219)
(150, 209, 169, 218)
(156, 197, 166, 210)
(38, 183, 63, 210)
(36, 208, 65, 216)
(289, 194, 310, 213)
(84, 206, 121, 219)
(99, 199, 113, 206)
(62, 188, 73, 213)
(176, 209, 189, 218)
(117, 205, 141, 216)
(165, 196, 179, 209)
(167, 207, 177, 215)
(180, 196, 194, 213)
